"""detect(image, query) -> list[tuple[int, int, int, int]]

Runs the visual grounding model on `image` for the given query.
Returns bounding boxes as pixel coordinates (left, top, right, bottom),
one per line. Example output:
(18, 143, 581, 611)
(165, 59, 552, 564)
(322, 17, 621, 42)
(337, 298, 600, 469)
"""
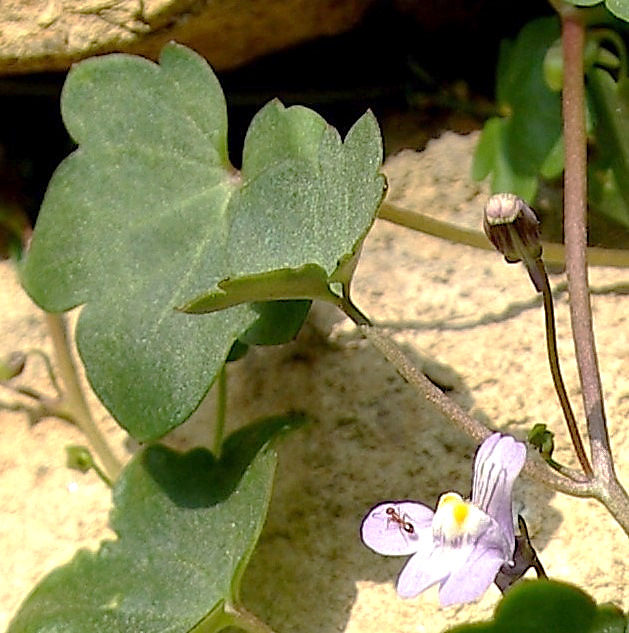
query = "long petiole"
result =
(189, 602, 280, 633)
(533, 258, 592, 477)
(223, 604, 280, 633)
(213, 364, 227, 458)
(378, 200, 629, 268)
(45, 313, 122, 481)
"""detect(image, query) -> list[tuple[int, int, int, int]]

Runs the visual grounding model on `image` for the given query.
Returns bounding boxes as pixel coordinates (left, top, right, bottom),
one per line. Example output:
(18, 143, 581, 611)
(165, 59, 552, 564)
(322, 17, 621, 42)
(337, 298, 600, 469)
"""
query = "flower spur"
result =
(361, 433, 527, 606)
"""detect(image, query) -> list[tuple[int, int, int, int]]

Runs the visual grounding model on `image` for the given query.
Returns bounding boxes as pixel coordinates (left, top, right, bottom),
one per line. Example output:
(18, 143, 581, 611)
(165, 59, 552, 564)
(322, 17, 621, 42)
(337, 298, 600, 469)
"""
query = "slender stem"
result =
(361, 326, 595, 496)
(562, 13, 616, 480)
(224, 604, 280, 633)
(191, 601, 280, 633)
(0, 398, 33, 414)
(535, 258, 593, 477)
(213, 364, 227, 458)
(361, 326, 488, 443)
(45, 313, 122, 481)
(378, 201, 629, 268)
(600, 477, 629, 535)
(341, 282, 371, 326)
(15, 385, 49, 401)
(26, 348, 62, 395)
(91, 460, 114, 488)
(321, 283, 372, 326)
(0, 389, 74, 424)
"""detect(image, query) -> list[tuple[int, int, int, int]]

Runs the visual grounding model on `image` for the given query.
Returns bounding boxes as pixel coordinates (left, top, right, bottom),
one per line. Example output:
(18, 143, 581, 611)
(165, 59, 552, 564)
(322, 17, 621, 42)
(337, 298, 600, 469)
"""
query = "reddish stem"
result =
(561, 14, 613, 478)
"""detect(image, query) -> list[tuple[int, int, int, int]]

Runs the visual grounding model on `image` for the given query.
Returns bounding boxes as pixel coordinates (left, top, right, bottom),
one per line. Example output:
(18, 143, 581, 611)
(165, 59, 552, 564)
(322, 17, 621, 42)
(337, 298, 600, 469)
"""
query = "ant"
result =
(385, 506, 415, 535)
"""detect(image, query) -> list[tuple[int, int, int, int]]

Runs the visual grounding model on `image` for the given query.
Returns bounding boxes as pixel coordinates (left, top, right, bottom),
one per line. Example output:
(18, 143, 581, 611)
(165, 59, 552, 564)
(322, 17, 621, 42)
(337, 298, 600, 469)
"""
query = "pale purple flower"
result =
(361, 433, 527, 606)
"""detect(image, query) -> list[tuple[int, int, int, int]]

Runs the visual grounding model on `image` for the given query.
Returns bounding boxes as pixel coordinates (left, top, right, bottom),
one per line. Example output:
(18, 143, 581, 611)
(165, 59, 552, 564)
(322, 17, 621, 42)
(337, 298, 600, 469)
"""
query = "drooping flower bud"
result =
(483, 193, 542, 263)
(483, 193, 545, 291)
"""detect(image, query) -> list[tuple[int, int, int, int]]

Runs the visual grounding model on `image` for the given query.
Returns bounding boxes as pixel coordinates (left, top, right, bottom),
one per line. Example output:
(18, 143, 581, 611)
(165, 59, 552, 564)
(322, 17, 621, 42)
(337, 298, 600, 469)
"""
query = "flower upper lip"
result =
(360, 432, 527, 606)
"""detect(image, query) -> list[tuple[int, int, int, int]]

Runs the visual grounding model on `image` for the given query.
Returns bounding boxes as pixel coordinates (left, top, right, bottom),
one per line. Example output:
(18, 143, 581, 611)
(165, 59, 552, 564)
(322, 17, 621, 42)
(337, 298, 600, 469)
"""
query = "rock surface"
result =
(0, 0, 374, 74)
(1, 131, 627, 632)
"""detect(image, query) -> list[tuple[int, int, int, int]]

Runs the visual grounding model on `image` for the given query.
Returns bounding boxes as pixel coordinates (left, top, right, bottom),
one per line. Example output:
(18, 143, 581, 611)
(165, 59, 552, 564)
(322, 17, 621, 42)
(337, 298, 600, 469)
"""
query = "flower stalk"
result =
(535, 257, 592, 478)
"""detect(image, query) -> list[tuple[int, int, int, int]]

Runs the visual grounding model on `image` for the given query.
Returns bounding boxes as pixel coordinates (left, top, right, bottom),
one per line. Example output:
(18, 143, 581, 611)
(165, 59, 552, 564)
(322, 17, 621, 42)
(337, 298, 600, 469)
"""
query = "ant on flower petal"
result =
(386, 506, 415, 535)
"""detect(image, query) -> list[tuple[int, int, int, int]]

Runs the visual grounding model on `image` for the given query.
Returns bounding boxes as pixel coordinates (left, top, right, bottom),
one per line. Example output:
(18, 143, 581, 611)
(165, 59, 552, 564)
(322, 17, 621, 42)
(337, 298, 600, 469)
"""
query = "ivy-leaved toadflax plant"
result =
(361, 433, 526, 606)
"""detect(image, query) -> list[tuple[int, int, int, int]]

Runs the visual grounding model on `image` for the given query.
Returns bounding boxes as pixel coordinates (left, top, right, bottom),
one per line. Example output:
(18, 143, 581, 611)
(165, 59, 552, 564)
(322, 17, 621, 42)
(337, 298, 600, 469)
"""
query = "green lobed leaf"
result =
(445, 580, 601, 633)
(473, 18, 562, 196)
(20, 44, 254, 441)
(563, 0, 629, 21)
(225, 100, 385, 279)
(606, 0, 629, 20)
(499, 18, 562, 176)
(587, 68, 629, 225)
(471, 117, 538, 201)
(8, 414, 305, 633)
(20, 43, 385, 440)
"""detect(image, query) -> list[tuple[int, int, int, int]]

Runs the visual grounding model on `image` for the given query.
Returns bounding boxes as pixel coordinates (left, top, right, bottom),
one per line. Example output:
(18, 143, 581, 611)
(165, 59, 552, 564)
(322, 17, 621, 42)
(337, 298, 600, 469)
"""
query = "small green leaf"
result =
(445, 580, 598, 633)
(564, 0, 603, 6)
(8, 414, 305, 633)
(499, 18, 562, 176)
(538, 135, 564, 180)
(527, 423, 555, 460)
(238, 300, 311, 346)
(21, 43, 384, 441)
(543, 41, 564, 92)
(589, 164, 629, 229)
(587, 69, 629, 214)
(471, 117, 538, 201)
(65, 445, 94, 473)
(474, 18, 562, 197)
(606, 0, 629, 20)
(589, 604, 627, 633)
(563, 0, 629, 21)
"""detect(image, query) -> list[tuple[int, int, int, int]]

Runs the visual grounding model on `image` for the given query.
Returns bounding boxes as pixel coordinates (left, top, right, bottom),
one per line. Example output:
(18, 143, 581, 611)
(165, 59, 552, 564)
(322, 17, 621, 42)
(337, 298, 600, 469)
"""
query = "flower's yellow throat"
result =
(432, 492, 490, 544)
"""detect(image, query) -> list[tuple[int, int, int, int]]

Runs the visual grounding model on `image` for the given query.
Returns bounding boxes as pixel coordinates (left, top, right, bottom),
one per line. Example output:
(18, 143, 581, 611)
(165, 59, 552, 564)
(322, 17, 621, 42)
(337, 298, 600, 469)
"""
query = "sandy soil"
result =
(1, 131, 627, 633)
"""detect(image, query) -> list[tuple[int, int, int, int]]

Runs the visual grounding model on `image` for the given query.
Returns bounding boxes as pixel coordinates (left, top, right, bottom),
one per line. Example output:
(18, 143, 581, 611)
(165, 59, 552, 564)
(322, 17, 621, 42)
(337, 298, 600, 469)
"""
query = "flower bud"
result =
(65, 445, 94, 473)
(483, 193, 542, 264)
(0, 351, 26, 381)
